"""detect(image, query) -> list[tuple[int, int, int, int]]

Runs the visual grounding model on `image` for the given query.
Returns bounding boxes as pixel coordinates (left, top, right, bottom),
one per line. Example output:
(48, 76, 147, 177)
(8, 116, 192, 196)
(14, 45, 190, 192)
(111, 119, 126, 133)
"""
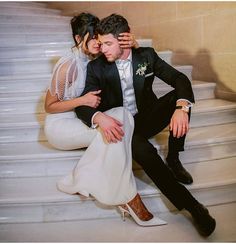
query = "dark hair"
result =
(97, 14, 130, 38)
(70, 12, 99, 46)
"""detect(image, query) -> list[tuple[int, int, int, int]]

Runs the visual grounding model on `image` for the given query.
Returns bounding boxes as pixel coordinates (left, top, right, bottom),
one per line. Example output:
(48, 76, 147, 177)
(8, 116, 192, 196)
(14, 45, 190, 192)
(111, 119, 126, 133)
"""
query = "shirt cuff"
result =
(176, 99, 194, 107)
(91, 111, 101, 129)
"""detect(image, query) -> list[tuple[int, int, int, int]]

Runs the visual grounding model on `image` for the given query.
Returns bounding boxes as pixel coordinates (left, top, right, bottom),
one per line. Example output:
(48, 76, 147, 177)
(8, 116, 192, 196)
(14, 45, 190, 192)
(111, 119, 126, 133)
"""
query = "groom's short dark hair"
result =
(97, 14, 130, 38)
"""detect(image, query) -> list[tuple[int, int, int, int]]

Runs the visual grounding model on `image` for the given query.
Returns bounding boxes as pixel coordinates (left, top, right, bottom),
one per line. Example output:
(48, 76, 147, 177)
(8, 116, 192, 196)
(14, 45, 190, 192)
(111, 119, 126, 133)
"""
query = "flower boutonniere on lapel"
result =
(136, 62, 148, 76)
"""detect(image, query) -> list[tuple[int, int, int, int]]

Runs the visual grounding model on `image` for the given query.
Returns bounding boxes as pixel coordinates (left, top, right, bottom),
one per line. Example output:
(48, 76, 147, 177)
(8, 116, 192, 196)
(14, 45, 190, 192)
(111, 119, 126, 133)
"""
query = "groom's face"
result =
(98, 34, 124, 62)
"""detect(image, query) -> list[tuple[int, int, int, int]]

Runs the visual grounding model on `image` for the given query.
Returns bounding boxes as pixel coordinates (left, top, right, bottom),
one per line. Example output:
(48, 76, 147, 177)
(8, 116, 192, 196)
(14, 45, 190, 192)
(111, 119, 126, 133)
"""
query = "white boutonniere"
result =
(136, 62, 148, 76)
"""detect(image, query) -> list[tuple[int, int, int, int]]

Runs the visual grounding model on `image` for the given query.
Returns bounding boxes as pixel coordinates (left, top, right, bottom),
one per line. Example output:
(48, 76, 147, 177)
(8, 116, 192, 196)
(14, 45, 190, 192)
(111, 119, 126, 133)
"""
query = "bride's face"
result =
(87, 37, 100, 55)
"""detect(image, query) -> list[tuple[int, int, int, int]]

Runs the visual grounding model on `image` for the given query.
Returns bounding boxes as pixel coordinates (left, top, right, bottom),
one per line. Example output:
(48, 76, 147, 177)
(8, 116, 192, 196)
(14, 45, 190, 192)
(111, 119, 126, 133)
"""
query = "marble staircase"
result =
(0, 2, 236, 241)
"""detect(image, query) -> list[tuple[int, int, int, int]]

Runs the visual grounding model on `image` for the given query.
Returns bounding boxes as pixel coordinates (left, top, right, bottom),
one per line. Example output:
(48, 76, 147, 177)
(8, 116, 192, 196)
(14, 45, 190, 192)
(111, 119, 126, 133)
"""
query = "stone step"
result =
(0, 81, 215, 116)
(151, 122, 236, 151)
(0, 23, 70, 34)
(0, 33, 72, 46)
(0, 92, 44, 115)
(0, 123, 235, 178)
(0, 139, 235, 180)
(0, 57, 60, 76)
(1, 202, 235, 242)
(0, 2, 48, 8)
(1, 98, 235, 130)
(157, 50, 172, 64)
(0, 157, 235, 223)
(154, 80, 216, 100)
(0, 42, 72, 59)
(0, 5, 61, 16)
(0, 14, 70, 25)
(0, 73, 51, 94)
(155, 65, 192, 82)
(0, 98, 235, 144)
(190, 98, 236, 127)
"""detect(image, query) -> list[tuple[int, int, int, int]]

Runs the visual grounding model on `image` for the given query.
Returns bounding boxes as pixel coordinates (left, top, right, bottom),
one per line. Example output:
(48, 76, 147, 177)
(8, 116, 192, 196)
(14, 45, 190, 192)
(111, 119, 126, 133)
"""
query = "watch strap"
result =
(175, 105, 190, 112)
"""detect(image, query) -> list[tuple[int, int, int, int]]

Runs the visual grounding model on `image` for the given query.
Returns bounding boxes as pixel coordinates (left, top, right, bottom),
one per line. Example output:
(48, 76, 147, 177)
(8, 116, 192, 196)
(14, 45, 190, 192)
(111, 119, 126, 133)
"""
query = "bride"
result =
(44, 12, 166, 226)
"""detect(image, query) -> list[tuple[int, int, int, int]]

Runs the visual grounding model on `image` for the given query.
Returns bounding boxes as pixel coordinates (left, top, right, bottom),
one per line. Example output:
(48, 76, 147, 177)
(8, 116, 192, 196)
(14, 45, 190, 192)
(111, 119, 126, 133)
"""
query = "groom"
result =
(75, 14, 216, 236)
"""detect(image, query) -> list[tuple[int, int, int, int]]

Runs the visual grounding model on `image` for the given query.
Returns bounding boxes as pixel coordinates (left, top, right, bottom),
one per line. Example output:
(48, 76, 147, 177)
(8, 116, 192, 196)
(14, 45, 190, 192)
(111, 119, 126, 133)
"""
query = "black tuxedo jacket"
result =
(75, 47, 195, 127)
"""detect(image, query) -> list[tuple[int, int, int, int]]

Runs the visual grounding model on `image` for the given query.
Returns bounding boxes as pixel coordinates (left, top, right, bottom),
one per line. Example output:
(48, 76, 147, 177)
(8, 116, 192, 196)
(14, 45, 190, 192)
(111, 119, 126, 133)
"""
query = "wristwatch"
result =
(175, 105, 191, 113)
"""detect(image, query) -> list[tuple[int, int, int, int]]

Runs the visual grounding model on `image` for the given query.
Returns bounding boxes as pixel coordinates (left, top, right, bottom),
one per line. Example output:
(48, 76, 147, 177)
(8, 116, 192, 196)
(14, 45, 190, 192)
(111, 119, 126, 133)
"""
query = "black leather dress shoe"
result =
(166, 157, 193, 184)
(188, 203, 216, 237)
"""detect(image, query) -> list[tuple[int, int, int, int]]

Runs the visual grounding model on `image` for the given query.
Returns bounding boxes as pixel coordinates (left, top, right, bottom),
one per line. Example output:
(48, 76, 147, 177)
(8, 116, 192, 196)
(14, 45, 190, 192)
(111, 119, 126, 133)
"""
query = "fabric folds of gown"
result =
(57, 107, 137, 205)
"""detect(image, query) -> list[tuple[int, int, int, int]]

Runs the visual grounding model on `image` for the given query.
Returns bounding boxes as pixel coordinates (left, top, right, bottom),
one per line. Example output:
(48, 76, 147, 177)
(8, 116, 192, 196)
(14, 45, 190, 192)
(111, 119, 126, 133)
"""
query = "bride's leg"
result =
(45, 113, 97, 150)
(109, 108, 152, 220)
(120, 193, 153, 221)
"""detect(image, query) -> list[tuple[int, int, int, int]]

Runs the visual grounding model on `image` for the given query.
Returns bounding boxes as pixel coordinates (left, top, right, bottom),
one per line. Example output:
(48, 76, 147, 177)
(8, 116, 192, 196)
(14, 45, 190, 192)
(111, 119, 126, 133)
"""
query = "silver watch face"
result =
(182, 106, 189, 112)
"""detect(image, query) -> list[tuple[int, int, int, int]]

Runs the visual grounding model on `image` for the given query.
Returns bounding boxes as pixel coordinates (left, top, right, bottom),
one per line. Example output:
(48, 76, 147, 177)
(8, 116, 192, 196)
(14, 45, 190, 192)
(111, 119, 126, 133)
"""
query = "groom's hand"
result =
(170, 100, 190, 138)
(170, 109, 189, 138)
(94, 112, 124, 143)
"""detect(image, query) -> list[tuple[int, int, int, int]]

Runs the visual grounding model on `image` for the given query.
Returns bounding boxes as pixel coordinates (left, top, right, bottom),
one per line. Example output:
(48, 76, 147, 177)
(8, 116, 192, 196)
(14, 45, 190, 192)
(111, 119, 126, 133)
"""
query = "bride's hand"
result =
(80, 90, 101, 108)
(118, 32, 139, 49)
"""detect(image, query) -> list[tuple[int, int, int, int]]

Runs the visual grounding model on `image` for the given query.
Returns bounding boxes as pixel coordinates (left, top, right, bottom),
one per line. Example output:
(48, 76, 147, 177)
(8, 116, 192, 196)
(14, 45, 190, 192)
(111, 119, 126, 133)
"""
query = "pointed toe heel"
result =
(118, 204, 167, 227)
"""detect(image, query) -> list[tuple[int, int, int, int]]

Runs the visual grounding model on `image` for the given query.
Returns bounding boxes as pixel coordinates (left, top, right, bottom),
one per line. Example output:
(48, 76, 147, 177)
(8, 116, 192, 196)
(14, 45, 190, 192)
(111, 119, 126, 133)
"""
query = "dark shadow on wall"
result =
(171, 49, 236, 102)
(171, 49, 219, 83)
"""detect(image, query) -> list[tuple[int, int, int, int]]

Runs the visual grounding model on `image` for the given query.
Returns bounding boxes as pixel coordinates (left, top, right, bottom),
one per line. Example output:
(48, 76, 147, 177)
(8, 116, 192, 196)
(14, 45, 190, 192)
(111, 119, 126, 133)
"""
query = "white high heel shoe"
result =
(118, 204, 167, 227)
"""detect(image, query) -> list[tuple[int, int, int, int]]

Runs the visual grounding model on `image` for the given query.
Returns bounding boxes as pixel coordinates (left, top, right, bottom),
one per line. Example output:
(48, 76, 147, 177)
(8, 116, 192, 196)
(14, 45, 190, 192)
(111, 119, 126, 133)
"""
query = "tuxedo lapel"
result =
(132, 49, 146, 107)
(105, 61, 123, 104)
(102, 50, 147, 109)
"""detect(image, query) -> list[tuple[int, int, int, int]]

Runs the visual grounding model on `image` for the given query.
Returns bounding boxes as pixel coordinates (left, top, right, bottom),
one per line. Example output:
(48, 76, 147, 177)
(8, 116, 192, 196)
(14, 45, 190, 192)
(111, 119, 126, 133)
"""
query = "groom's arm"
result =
(150, 48, 195, 138)
(150, 48, 195, 103)
(75, 62, 101, 127)
(75, 61, 124, 143)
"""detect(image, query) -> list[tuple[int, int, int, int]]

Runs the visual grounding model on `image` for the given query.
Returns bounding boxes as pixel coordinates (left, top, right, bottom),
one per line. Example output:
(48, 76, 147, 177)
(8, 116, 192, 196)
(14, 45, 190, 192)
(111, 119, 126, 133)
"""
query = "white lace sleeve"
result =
(49, 55, 78, 101)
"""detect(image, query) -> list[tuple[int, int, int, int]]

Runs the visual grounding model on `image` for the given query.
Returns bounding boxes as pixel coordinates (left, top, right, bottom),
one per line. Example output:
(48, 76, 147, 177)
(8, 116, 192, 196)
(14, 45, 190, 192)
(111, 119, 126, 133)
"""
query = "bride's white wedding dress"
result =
(44, 47, 137, 205)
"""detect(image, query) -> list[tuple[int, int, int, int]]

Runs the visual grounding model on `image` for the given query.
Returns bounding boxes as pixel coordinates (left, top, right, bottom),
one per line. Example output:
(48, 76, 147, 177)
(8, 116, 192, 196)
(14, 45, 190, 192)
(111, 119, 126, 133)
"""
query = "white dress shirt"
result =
(115, 52, 138, 116)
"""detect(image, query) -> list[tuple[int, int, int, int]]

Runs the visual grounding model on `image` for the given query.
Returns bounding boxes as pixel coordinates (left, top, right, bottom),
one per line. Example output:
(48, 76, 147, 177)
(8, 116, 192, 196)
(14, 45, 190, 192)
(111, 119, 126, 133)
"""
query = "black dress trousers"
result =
(132, 90, 197, 210)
